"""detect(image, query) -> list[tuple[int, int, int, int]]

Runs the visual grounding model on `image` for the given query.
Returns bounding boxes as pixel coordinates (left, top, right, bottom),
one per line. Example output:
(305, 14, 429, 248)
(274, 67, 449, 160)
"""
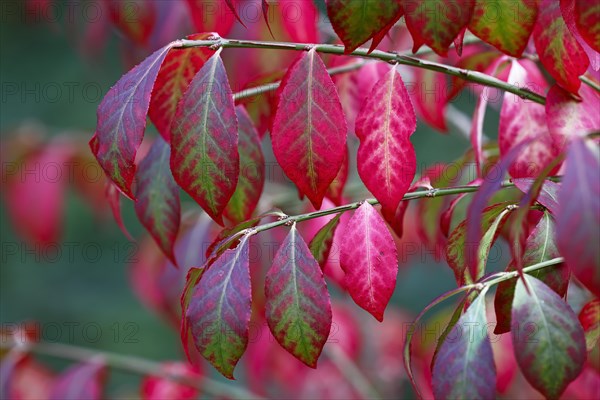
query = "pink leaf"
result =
(265, 225, 332, 367)
(556, 138, 600, 297)
(499, 60, 560, 178)
(141, 362, 202, 400)
(411, 54, 448, 132)
(355, 66, 417, 217)
(186, 0, 236, 35)
(93, 41, 178, 198)
(278, 0, 319, 43)
(50, 360, 106, 400)
(560, 0, 600, 71)
(170, 50, 239, 225)
(546, 83, 600, 152)
(340, 202, 398, 321)
(271, 49, 347, 209)
(512, 178, 561, 214)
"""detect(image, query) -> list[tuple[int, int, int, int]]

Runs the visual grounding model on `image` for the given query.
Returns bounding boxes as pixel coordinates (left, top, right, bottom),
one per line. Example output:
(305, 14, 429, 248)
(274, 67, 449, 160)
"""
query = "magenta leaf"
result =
(546, 83, 600, 151)
(511, 275, 586, 399)
(512, 178, 560, 215)
(170, 50, 239, 225)
(271, 48, 347, 209)
(185, 238, 251, 379)
(224, 106, 265, 224)
(432, 288, 496, 400)
(134, 137, 181, 265)
(265, 225, 332, 367)
(93, 41, 178, 198)
(499, 60, 559, 179)
(50, 359, 106, 400)
(340, 202, 398, 321)
(355, 66, 417, 217)
(556, 138, 600, 297)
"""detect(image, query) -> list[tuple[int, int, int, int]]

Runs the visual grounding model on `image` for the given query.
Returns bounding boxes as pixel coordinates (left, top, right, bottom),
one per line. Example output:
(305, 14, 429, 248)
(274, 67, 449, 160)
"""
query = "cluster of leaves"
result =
(6, 0, 599, 398)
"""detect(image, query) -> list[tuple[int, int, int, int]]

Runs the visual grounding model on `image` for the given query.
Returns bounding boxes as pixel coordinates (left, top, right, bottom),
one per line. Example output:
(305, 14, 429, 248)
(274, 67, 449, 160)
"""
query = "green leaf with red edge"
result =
(185, 238, 252, 379)
(340, 202, 398, 321)
(223, 106, 265, 224)
(512, 178, 560, 214)
(469, 0, 539, 56)
(170, 50, 239, 225)
(402, 0, 474, 56)
(134, 137, 180, 266)
(431, 293, 468, 369)
(309, 214, 342, 268)
(575, 0, 600, 52)
(107, 0, 156, 46)
(533, 0, 590, 93)
(431, 288, 496, 400)
(546, 83, 600, 151)
(93, 41, 178, 198)
(265, 225, 332, 367)
(579, 299, 600, 351)
(271, 48, 347, 209)
(185, 0, 236, 35)
(50, 359, 107, 400)
(149, 33, 214, 142)
(141, 362, 201, 400)
(326, 0, 404, 54)
(446, 202, 515, 285)
(355, 66, 417, 217)
(325, 146, 348, 206)
(511, 275, 586, 399)
(560, 0, 600, 71)
(180, 266, 206, 363)
(204, 217, 261, 263)
(494, 212, 569, 335)
(411, 54, 448, 132)
(556, 138, 600, 297)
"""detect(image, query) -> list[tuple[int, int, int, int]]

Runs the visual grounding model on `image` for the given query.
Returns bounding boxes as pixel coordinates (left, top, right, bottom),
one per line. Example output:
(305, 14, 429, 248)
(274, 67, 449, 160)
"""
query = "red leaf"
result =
(105, 179, 134, 241)
(402, 0, 474, 56)
(141, 362, 202, 400)
(223, 0, 246, 27)
(170, 50, 239, 225)
(574, 0, 600, 52)
(546, 83, 600, 151)
(533, 0, 590, 93)
(560, 0, 600, 71)
(512, 275, 586, 399)
(93, 41, 178, 198)
(469, 0, 539, 57)
(134, 137, 181, 265)
(579, 299, 600, 351)
(325, 146, 348, 206)
(271, 49, 347, 209)
(50, 359, 106, 400)
(499, 60, 559, 178)
(224, 106, 265, 224)
(107, 0, 157, 46)
(556, 138, 600, 297)
(185, 238, 252, 379)
(278, 0, 319, 43)
(340, 202, 398, 321)
(265, 225, 332, 367)
(355, 66, 416, 217)
(185, 0, 236, 35)
(411, 54, 448, 132)
(149, 33, 214, 142)
(326, 0, 404, 53)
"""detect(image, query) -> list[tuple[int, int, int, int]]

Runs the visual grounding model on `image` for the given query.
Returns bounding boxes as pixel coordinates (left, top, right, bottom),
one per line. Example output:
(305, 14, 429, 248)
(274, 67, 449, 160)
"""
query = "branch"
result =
(179, 37, 546, 105)
(1, 341, 264, 400)
(402, 256, 564, 398)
